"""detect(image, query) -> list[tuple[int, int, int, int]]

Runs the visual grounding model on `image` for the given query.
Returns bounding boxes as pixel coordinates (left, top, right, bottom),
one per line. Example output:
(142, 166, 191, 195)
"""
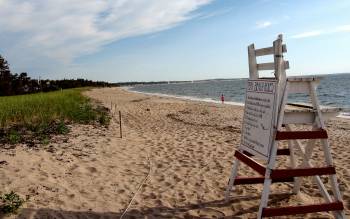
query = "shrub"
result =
(0, 191, 25, 214)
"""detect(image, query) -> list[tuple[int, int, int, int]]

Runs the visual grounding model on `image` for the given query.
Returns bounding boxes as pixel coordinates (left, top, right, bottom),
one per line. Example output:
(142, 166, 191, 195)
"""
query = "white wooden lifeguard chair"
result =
(225, 34, 345, 218)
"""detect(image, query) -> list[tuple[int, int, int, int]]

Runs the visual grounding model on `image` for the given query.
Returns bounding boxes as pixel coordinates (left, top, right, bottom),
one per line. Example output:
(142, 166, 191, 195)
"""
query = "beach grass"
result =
(0, 88, 109, 144)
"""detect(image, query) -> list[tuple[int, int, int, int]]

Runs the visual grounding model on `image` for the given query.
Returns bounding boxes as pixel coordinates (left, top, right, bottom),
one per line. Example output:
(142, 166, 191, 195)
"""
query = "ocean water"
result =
(129, 73, 350, 115)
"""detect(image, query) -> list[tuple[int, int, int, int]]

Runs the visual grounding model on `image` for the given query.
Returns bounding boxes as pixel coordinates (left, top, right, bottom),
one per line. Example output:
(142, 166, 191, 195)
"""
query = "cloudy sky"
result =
(0, 0, 350, 82)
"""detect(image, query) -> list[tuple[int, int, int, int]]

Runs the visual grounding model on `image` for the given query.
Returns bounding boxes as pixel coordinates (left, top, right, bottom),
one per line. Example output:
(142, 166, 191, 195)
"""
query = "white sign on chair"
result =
(240, 79, 277, 159)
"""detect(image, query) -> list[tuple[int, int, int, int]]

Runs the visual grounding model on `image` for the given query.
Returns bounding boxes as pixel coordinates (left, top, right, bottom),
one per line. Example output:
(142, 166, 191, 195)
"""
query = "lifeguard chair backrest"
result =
(248, 34, 290, 120)
(248, 34, 289, 82)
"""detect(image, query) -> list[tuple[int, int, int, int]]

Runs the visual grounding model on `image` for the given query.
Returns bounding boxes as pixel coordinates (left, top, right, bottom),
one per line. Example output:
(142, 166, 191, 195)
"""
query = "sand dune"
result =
(0, 87, 349, 218)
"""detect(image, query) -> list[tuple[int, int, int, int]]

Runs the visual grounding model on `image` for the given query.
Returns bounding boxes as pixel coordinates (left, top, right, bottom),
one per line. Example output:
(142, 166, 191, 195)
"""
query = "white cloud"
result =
(197, 7, 234, 20)
(333, 25, 350, 33)
(0, 0, 212, 71)
(291, 30, 324, 39)
(256, 21, 272, 29)
(292, 25, 350, 39)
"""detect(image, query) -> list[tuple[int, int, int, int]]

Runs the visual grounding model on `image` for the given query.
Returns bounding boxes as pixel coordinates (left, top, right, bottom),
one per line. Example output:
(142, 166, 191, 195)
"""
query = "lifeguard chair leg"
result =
(258, 81, 288, 218)
(225, 159, 240, 201)
(257, 171, 272, 219)
(309, 82, 345, 218)
(286, 125, 298, 193)
(257, 141, 279, 218)
(320, 139, 345, 219)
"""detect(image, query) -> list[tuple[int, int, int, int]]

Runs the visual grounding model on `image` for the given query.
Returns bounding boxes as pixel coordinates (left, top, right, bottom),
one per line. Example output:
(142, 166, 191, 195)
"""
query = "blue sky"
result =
(1, 0, 350, 82)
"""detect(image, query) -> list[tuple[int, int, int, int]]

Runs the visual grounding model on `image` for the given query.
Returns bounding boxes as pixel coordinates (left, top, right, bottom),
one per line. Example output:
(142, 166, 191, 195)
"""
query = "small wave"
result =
(123, 86, 244, 106)
(337, 112, 350, 119)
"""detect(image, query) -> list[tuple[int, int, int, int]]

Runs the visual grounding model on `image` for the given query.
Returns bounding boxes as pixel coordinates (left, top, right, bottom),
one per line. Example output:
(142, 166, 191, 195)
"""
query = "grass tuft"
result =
(8, 130, 20, 144)
(56, 121, 69, 134)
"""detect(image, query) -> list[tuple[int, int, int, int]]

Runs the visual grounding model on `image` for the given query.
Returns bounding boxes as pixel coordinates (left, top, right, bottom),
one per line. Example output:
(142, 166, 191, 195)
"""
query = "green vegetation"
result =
(8, 130, 20, 144)
(0, 191, 25, 214)
(57, 121, 69, 134)
(0, 88, 110, 144)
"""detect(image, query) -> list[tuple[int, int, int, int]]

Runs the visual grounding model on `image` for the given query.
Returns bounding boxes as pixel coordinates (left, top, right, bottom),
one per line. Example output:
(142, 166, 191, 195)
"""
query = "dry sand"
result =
(0, 87, 349, 218)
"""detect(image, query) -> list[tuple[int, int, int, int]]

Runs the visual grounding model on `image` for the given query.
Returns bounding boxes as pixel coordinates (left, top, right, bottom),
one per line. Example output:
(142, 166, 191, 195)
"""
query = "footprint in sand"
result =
(117, 189, 125, 194)
(86, 166, 98, 173)
(90, 157, 98, 162)
(148, 192, 157, 199)
(186, 208, 226, 218)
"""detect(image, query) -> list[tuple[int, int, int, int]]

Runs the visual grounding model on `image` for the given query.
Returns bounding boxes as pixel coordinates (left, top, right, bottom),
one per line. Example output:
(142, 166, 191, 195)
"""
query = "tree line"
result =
(0, 55, 110, 96)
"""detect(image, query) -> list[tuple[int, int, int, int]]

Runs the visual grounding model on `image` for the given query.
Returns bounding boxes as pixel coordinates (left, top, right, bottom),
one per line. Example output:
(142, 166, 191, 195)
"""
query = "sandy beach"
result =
(0, 87, 349, 218)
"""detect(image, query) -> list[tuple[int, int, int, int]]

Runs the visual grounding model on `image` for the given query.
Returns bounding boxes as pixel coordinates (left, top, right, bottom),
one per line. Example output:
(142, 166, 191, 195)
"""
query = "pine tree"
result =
(0, 55, 13, 95)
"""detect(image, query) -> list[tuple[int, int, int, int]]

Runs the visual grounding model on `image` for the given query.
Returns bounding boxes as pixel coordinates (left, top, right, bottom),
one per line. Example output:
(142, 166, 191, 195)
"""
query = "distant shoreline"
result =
(122, 86, 245, 106)
(123, 86, 350, 119)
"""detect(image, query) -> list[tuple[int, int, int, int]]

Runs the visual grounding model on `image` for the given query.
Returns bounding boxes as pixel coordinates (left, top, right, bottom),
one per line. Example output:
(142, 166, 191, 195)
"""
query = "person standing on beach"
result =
(221, 94, 224, 104)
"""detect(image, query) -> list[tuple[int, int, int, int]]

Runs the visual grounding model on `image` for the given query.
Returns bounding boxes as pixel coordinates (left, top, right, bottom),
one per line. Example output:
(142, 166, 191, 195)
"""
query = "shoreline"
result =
(124, 86, 350, 119)
(122, 86, 245, 106)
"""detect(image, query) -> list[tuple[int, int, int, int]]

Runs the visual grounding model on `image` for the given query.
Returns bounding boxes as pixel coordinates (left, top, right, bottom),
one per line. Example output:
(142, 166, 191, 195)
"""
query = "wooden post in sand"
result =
(119, 111, 122, 138)
(225, 34, 345, 218)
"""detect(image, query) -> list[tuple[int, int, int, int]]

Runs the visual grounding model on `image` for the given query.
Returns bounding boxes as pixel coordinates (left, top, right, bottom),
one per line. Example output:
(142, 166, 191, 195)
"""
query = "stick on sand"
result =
(119, 110, 122, 138)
